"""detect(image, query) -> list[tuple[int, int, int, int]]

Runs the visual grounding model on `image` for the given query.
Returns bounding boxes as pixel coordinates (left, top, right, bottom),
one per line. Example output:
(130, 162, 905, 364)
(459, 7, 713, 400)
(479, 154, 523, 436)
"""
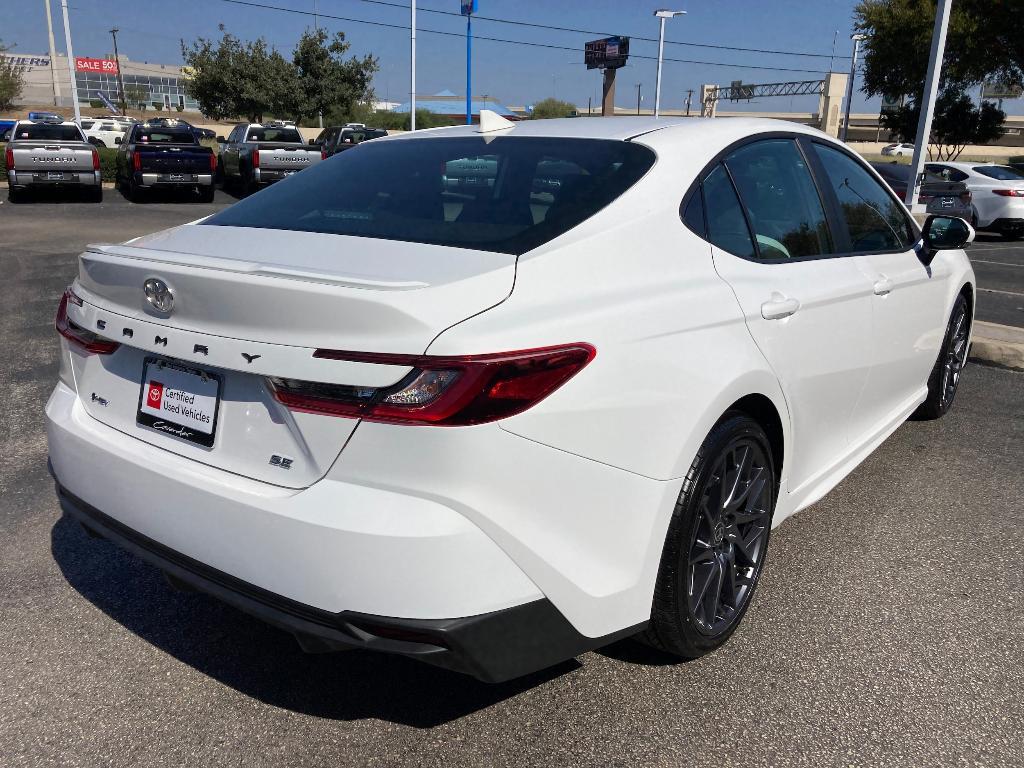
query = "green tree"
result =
(855, 0, 1023, 98)
(124, 83, 150, 111)
(293, 29, 378, 125)
(530, 97, 577, 120)
(855, 0, 1022, 152)
(881, 90, 1004, 159)
(180, 28, 300, 122)
(0, 39, 25, 112)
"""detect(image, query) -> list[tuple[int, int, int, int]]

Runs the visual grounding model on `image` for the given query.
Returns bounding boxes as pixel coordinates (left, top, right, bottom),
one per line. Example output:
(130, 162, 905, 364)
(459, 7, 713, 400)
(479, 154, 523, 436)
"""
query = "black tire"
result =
(241, 167, 256, 197)
(913, 293, 970, 420)
(127, 175, 143, 203)
(86, 186, 102, 203)
(8, 186, 25, 203)
(641, 412, 776, 659)
(197, 184, 215, 203)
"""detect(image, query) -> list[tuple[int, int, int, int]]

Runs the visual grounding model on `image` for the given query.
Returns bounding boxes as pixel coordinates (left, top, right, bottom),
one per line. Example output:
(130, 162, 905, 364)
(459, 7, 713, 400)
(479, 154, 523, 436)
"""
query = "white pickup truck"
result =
(217, 122, 323, 195)
(5, 120, 102, 203)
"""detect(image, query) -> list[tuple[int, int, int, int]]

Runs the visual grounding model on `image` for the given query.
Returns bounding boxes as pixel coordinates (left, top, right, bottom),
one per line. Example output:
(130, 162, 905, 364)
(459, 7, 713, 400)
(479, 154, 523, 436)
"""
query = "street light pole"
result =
(905, 0, 953, 211)
(59, 0, 80, 124)
(653, 9, 684, 118)
(109, 27, 127, 114)
(410, 0, 416, 130)
(636, 82, 642, 115)
(840, 33, 866, 142)
(43, 0, 62, 106)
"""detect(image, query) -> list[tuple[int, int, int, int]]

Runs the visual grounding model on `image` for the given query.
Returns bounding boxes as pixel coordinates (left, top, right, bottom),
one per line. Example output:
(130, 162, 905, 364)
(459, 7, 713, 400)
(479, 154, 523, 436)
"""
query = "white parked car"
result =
(79, 118, 126, 148)
(926, 161, 1024, 239)
(47, 116, 976, 682)
(881, 142, 915, 157)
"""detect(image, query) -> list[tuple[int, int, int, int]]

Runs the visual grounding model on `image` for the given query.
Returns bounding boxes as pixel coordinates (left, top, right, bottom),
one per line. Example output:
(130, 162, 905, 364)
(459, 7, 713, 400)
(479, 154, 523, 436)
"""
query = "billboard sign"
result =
(75, 57, 119, 74)
(982, 81, 1022, 100)
(0, 54, 51, 70)
(880, 94, 903, 113)
(585, 36, 630, 70)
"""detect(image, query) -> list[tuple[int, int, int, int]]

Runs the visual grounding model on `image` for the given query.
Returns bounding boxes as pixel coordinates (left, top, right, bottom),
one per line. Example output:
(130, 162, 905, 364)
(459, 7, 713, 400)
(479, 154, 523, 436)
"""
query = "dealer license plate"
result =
(47, 172, 65, 180)
(136, 358, 221, 447)
(168, 173, 187, 182)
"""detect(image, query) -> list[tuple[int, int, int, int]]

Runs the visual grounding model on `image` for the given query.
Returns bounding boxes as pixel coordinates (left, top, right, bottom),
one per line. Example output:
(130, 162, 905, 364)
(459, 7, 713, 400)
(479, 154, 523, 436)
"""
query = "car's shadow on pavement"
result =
(4, 188, 102, 205)
(50, 513, 578, 726)
(115, 185, 215, 205)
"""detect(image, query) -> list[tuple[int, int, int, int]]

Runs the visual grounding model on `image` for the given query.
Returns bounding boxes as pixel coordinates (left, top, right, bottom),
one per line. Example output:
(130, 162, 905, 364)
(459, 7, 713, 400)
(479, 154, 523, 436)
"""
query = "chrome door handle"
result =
(761, 295, 801, 320)
(873, 277, 893, 296)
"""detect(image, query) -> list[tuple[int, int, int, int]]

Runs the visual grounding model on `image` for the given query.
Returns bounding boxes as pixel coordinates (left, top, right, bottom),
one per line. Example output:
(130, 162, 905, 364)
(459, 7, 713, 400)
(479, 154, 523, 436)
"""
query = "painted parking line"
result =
(969, 259, 1024, 268)
(978, 287, 1024, 298)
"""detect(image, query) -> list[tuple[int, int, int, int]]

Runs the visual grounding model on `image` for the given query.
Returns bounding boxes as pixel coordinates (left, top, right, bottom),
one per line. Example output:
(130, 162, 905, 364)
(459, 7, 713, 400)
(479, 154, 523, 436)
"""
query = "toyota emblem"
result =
(143, 278, 174, 313)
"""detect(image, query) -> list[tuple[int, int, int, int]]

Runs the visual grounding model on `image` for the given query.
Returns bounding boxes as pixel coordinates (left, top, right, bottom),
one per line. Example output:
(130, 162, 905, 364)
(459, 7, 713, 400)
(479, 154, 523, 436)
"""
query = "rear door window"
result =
(725, 139, 834, 259)
(701, 164, 756, 259)
(972, 165, 1024, 181)
(814, 143, 915, 253)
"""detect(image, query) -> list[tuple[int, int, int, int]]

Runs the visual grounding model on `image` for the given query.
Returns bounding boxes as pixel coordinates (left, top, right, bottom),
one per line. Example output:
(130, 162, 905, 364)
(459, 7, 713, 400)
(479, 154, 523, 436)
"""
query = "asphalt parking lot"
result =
(1, 191, 1022, 767)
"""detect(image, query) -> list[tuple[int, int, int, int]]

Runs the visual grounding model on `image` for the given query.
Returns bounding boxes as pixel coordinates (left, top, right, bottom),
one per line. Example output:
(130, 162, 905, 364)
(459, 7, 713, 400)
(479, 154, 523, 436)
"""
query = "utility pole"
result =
(314, 0, 322, 128)
(59, 0, 80, 123)
(685, 88, 693, 116)
(462, 1, 476, 126)
(840, 33, 866, 142)
(653, 9, 684, 118)
(410, 0, 416, 130)
(636, 82, 642, 115)
(109, 28, 127, 114)
(43, 0, 62, 106)
(905, 0, 952, 212)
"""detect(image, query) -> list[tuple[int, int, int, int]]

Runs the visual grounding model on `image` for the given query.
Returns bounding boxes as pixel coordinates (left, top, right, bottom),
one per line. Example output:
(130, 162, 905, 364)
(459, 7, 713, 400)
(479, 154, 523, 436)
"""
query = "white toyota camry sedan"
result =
(47, 115, 976, 682)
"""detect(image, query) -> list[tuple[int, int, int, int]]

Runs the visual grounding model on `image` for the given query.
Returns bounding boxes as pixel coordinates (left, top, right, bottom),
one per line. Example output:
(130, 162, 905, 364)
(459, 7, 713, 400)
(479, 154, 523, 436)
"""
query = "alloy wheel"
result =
(687, 439, 772, 636)
(940, 302, 969, 409)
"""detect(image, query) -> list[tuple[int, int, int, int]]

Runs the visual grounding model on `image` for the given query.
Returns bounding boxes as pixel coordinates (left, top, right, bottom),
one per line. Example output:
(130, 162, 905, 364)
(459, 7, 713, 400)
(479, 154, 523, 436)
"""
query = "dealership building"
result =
(3, 51, 199, 111)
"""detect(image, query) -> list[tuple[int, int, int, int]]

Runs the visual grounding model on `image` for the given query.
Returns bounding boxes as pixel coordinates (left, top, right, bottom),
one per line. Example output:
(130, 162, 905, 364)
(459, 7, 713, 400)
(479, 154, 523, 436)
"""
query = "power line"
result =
(217, 0, 834, 75)
(342, 0, 841, 60)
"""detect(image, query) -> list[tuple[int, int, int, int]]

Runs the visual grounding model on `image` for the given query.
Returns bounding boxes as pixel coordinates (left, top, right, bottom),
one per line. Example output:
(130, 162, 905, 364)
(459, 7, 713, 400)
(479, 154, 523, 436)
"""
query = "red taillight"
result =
(132, 151, 141, 171)
(252, 149, 260, 168)
(4, 146, 13, 171)
(270, 343, 596, 426)
(55, 289, 119, 354)
(209, 152, 217, 173)
(91, 147, 100, 171)
(993, 189, 1024, 197)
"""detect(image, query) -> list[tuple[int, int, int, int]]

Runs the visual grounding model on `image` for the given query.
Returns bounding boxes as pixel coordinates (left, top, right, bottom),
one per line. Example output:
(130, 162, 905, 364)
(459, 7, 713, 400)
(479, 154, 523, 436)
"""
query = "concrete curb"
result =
(970, 321, 1024, 371)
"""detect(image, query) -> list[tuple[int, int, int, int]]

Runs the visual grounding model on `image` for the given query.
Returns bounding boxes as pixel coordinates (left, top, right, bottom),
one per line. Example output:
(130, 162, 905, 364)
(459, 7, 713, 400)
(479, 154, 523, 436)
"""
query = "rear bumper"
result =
(8, 170, 101, 187)
(253, 168, 307, 183)
(56, 483, 633, 682)
(136, 172, 213, 187)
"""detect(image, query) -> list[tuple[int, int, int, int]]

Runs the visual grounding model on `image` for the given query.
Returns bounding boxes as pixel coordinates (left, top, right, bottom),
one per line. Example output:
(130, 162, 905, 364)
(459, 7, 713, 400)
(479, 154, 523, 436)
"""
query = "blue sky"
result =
(5, 0, 1021, 115)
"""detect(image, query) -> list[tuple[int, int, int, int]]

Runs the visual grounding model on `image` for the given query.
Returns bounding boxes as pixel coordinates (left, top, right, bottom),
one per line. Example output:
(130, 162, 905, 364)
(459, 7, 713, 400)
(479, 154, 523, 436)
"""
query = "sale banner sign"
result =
(75, 57, 119, 74)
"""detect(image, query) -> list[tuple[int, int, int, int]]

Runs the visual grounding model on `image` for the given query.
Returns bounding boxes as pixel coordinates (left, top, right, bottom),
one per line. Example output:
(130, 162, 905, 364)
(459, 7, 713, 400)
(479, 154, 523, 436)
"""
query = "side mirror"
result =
(216, 135, 226, 143)
(114, 136, 123, 145)
(918, 215, 974, 266)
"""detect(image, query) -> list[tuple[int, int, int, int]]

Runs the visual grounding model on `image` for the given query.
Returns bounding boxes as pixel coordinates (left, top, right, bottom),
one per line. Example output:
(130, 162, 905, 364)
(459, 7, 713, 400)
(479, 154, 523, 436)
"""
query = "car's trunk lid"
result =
(69, 224, 516, 487)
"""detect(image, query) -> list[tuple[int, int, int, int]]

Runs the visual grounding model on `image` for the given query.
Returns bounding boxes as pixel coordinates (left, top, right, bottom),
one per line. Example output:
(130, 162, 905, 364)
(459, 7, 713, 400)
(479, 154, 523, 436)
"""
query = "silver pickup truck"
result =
(217, 122, 323, 195)
(5, 120, 102, 203)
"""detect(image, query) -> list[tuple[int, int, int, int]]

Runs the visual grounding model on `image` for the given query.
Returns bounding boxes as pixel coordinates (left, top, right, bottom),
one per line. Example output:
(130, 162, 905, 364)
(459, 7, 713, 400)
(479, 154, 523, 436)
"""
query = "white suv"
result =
(47, 116, 976, 682)
(80, 118, 126, 148)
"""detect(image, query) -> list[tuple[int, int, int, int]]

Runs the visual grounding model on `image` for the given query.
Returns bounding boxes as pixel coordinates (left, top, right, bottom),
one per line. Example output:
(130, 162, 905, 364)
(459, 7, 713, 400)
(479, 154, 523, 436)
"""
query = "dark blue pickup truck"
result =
(116, 123, 216, 202)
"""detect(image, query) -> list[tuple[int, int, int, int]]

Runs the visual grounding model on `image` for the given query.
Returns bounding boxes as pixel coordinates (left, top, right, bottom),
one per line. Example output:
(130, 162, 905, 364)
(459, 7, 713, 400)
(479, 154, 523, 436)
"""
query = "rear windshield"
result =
(972, 165, 1024, 181)
(203, 136, 657, 254)
(246, 127, 302, 143)
(136, 129, 197, 144)
(13, 124, 83, 141)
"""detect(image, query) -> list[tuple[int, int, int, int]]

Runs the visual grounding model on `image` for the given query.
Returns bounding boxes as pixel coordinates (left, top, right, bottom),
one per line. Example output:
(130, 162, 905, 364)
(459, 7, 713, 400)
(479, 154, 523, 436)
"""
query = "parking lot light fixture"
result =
(654, 9, 685, 118)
